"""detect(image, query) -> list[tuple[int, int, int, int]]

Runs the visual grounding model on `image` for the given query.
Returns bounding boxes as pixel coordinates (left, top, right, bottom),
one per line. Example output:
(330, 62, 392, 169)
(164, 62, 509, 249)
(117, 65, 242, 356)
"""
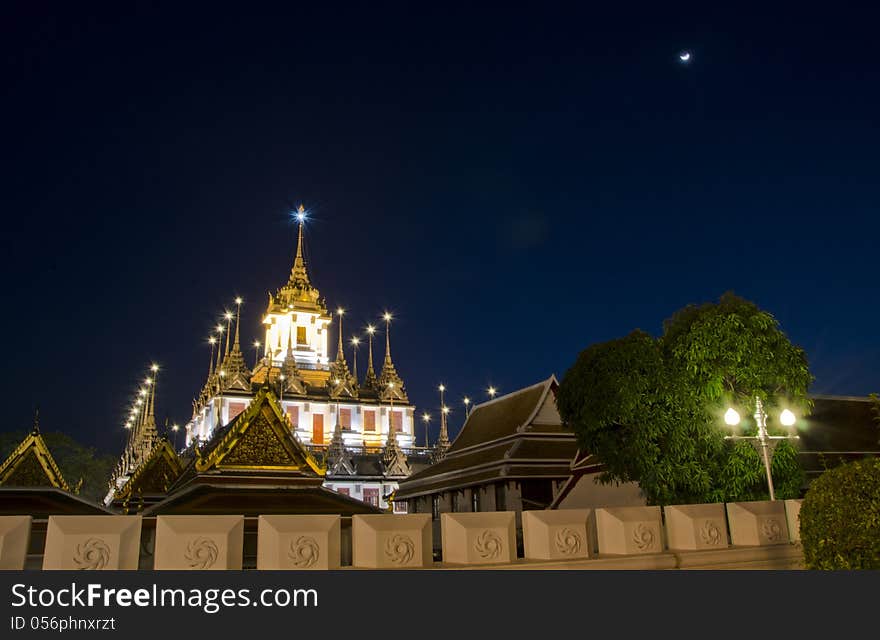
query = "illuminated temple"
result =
(103, 207, 432, 514)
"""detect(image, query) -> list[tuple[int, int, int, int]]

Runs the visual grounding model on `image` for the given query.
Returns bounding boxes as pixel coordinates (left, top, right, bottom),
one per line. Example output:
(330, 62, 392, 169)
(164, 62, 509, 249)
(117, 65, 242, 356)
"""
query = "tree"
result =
(799, 458, 880, 570)
(869, 393, 880, 445)
(557, 292, 811, 505)
(0, 430, 116, 503)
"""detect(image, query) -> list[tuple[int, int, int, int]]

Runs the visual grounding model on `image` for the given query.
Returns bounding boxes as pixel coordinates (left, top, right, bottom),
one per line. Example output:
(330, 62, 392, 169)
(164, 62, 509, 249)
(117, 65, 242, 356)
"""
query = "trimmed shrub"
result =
(800, 457, 880, 570)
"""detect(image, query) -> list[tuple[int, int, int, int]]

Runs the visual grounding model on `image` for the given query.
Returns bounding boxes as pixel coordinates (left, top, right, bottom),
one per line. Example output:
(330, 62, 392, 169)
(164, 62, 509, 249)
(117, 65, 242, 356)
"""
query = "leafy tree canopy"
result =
(557, 292, 810, 505)
(0, 430, 116, 503)
(800, 457, 880, 570)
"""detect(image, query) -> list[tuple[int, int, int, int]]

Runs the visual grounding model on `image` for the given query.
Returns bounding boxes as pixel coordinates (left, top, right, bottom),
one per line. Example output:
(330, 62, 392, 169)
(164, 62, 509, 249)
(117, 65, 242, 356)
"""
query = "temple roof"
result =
(176, 385, 325, 489)
(0, 487, 112, 518)
(113, 438, 183, 508)
(141, 483, 382, 517)
(395, 376, 578, 499)
(0, 426, 69, 491)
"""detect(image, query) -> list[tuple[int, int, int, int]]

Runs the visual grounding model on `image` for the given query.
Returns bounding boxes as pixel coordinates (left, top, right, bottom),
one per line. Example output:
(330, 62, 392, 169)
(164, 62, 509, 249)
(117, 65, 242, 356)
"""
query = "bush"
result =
(800, 457, 880, 570)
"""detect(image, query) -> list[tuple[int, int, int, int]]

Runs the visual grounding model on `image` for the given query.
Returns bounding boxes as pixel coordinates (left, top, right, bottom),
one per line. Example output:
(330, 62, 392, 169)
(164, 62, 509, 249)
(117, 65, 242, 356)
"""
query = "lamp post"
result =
(724, 395, 798, 501)
(253, 341, 261, 369)
(487, 386, 497, 399)
(463, 396, 471, 418)
(171, 424, 180, 451)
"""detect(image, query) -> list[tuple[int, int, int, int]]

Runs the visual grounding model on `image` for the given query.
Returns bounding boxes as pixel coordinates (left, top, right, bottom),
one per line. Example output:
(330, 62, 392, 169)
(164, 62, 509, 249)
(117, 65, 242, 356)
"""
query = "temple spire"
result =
(142, 364, 159, 443)
(32, 408, 40, 435)
(233, 298, 243, 353)
(223, 310, 233, 360)
(383, 312, 392, 366)
(350, 336, 360, 382)
(208, 336, 217, 378)
(433, 385, 451, 461)
(382, 411, 411, 477)
(328, 307, 357, 397)
(336, 308, 345, 362)
(289, 205, 311, 287)
(363, 325, 378, 390)
(215, 324, 224, 375)
(148, 369, 157, 420)
(378, 312, 406, 401)
(216, 300, 251, 391)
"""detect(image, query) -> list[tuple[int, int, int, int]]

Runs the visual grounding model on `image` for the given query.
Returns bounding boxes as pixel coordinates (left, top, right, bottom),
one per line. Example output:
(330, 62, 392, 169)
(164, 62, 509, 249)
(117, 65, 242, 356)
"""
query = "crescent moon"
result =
(679, 52, 691, 62)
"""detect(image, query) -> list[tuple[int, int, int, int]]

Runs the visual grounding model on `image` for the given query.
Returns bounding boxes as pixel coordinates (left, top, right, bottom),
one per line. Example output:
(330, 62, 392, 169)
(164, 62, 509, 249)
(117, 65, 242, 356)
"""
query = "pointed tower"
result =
(220, 298, 252, 391)
(252, 204, 332, 387)
(433, 385, 451, 461)
(289, 204, 311, 289)
(326, 421, 355, 476)
(362, 325, 380, 391)
(328, 308, 357, 398)
(382, 417, 411, 477)
(377, 313, 407, 402)
(135, 366, 161, 466)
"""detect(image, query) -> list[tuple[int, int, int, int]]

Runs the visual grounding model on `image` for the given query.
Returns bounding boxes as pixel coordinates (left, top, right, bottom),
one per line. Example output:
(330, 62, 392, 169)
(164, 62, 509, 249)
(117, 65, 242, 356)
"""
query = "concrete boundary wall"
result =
(0, 499, 806, 570)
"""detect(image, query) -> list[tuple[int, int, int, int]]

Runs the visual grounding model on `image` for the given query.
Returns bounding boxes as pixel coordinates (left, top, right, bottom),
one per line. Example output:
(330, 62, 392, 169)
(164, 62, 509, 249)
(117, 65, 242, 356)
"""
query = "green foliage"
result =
(800, 458, 880, 570)
(869, 393, 880, 445)
(0, 430, 116, 503)
(557, 292, 810, 505)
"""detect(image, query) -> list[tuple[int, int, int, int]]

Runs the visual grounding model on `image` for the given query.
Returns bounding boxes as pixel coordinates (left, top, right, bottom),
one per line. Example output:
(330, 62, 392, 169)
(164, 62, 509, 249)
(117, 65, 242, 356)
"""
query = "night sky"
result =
(2, 4, 878, 454)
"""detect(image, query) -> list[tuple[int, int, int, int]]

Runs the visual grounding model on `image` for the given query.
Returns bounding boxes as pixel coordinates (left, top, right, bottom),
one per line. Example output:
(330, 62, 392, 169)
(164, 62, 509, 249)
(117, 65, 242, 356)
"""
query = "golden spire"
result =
(148, 365, 158, 420)
(363, 324, 378, 389)
(289, 205, 311, 288)
(336, 308, 345, 362)
(233, 297, 243, 352)
(328, 307, 357, 396)
(223, 310, 233, 359)
(350, 336, 360, 382)
(215, 324, 224, 374)
(32, 408, 40, 435)
(434, 383, 450, 459)
(378, 312, 406, 401)
(208, 336, 217, 378)
(383, 312, 393, 366)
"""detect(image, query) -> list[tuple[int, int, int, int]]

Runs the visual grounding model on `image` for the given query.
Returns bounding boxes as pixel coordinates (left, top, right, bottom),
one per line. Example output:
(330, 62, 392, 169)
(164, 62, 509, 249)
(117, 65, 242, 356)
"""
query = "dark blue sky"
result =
(2, 4, 878, 453)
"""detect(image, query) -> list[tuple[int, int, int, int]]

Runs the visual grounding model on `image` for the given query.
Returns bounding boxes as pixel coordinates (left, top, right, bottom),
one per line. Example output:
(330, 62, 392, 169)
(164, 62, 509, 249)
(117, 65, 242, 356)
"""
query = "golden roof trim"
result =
(0, 431, 70, 491)
(195, 386, 325, 476)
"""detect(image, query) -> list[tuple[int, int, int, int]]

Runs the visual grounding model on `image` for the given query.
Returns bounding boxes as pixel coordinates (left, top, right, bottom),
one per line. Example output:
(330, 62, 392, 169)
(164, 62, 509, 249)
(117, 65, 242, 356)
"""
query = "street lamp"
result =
(253, 341, 261, 369)
(723, 396, 799, 501)
(171, 424, 180, 450)
(463, 396, 471, 417)
(487, 386, 497, 399)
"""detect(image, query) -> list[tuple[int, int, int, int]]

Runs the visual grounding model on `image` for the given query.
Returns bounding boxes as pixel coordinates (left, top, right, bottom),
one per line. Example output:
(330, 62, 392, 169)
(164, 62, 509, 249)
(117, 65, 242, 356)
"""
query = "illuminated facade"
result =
(106, 207, 428, 510)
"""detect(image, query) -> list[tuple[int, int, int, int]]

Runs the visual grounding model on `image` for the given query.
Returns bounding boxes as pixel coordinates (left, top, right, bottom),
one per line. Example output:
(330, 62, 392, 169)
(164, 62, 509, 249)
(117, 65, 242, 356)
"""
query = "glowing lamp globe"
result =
(780, 409, 796, 427)
(724, 408, 741, 426)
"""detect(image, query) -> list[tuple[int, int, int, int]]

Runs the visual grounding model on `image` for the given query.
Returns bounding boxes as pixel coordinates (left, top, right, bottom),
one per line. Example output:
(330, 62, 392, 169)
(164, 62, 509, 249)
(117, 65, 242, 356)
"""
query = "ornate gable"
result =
(115, 439, 182, 502)
(0, 430, 69, 491)
(196, 387, 324, 475)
